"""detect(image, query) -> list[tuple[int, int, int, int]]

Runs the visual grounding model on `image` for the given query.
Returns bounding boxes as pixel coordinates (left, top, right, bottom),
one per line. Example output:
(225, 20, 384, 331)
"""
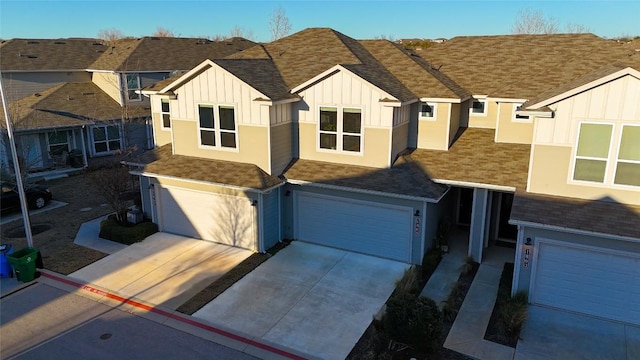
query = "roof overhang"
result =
(509, 219, 640, 244)
(488, 97, 528, 103)
(419, 97, 465, 104)
(252, 96, 301, 105)
(527, 67, 640, 109)
(433, 178, 517, 192)
(516, 107, 554, 118)
(130, 170, 285, 194)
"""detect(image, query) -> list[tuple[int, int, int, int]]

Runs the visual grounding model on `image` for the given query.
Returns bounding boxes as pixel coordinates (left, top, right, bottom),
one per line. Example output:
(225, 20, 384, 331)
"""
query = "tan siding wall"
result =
(496, 102, 534, 144)
(172, 120, 270, 172)
(448, 103, 461, 147)
(299, 122, 391, 168)
(529, 144, 640, 205)
(417, 103, 449, 150)
(150, 97, 172, 147)
(391, 122, 409, 162)
(2, 71, 91, 102)
(270, 123, 292, 175)
(468, 99, 497, 128)
(92, 72, 121, 104)
(533, 75, 640, 146)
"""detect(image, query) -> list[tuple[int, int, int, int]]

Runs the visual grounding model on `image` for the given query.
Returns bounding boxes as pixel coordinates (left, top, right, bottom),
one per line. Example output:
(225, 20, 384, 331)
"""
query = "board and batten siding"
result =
(528, 75, 640, 204)
(294, 69, 399, 168)
(3, 71, 91, 102)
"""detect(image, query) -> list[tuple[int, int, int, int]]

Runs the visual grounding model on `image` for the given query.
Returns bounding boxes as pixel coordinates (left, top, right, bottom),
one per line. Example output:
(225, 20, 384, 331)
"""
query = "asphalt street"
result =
(0, 282, 259, 360)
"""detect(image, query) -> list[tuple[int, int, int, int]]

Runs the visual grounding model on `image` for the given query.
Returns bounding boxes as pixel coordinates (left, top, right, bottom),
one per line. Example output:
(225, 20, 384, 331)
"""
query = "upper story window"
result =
(573, 122, 639, 187)
(614, 125, 640, 186)
(470, 99, 487, 116)
(513, 103, 531, 122)
(161, 99, 170, 129)
(126, 74, 141, 101)
(198, 104, 237, 149)
(92, 124, 121, 155)
(419, 102, 436, 119)
(319, 107, 362, 153)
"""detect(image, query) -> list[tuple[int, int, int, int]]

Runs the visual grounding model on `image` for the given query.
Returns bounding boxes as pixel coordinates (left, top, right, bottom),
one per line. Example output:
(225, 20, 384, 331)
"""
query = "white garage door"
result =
(295, 192, 413, 262)
(158, 186, 256, 250)
(532, 241, 640, 325)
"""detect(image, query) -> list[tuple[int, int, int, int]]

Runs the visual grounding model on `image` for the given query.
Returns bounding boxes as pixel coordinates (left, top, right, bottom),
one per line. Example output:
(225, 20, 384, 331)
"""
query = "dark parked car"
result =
(1, 181, 52, 213)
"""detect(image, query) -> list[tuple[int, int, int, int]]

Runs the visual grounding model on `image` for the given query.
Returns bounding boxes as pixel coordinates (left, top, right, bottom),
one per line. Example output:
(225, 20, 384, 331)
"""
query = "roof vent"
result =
(33, 93, 41, 97)
(26, 40, 39, 44)
(67, 95, 72, 101)
(82, 92, 95, 96)
(54, 41, 66, 45)
(92, 42, 103, 46)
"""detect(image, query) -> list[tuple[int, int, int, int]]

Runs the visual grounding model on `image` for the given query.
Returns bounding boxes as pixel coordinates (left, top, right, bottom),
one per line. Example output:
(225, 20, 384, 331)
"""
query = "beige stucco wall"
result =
(528, 144, 640, 205)
(92, 72, 121, 105)
(468, 99, 497, 129)
(496, 102, 534, 144)
(172, 120, 271, 173)
(298, 122, 391, 168)
(417, 103, 450, 150)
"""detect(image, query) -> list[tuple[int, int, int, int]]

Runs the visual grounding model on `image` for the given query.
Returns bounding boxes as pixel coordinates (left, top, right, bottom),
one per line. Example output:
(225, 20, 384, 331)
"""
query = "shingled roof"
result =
(284, 158, 448, 201)
(140, 154, 283, 191)
(406, 128, 531, 190)
(418, 33, 633, 99)
(0, 82, 149, 131)
(511, 192, 640, 240)
(89, 36, 256, 71)
(0, 38, 107, 71)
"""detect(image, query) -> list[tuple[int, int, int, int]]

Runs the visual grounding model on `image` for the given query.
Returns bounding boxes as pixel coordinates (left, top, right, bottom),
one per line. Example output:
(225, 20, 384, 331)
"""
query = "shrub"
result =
(99, 217, 158, 245)
(421, 247, 441, 279)
(498, 290, 528, 345)
(394, 266, 421, 297)
(383, 294, 443, 353)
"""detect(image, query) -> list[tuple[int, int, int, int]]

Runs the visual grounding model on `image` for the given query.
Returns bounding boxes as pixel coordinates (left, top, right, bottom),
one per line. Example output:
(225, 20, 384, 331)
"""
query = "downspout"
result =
(258, 193, 265, 253)
(80, 125, 88, 167)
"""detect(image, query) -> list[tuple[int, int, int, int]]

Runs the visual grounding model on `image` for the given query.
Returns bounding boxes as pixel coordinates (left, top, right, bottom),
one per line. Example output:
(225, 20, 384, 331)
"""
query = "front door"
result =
(457, 187, 473, 225)
(497, 192, 517, 241)
(19, 134, 43, 169)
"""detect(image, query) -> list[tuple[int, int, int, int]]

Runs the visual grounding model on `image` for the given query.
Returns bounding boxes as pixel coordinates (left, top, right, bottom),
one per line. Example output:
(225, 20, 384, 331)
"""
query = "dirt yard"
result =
(1, 171, 114, 274)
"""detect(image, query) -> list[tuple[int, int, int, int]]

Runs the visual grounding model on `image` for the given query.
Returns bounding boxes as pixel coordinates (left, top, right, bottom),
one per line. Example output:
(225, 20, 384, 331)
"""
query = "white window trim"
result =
(569, 121, 617, 187)
(469, 99, 487, 116)
(317, 105, 364, 155)
(126, 74, 142, 102)
(90, 124, 122, 156)
(197, 103, 239, 152)
(160, 99, 171, 130)
(512, 103, 531, 123)
(613, 124, 640, 187)
(419, 102, 437, 120)
(46, 130, 70, 158)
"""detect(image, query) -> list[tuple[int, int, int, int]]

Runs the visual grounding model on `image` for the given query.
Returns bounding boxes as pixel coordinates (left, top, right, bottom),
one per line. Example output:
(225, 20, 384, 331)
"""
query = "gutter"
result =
(508, 219, 640, 244)
(432, 178, 517, 192)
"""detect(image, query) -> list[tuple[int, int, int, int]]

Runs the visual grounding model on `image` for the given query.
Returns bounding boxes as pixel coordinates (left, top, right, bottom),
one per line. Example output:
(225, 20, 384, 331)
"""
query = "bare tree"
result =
(152, 26, 175, 37)
(511, 8, 560, 34)
(88, 164, 134, 223)
(229, 25, 255, 40)
(566, 22, 590, 34)
(97, 28, 125, 42)
(374, 34, 396, 41)
(269, 7, 292, 41)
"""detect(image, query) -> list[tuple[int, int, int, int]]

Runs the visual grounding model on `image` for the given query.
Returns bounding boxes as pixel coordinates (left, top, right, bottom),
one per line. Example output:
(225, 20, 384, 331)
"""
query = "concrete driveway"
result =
(193, 241, 409, 360)
(515, 306, 640, 360)
(69, 232, 252, 309)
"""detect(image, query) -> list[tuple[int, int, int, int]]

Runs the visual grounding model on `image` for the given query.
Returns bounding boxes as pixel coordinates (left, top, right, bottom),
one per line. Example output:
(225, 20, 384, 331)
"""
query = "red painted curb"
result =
(40, 272, 307, 360)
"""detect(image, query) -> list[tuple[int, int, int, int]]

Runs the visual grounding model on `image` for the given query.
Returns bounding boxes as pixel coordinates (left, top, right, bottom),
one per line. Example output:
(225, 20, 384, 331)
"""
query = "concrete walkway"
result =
(443, 246, 515, 360)
(73, 216, 127, 254)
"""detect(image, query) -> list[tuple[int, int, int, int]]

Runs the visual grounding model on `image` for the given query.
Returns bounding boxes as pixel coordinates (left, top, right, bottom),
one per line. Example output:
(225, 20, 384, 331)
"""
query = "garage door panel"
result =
(296, 192, 412, 262)
(159, 187, 255, 250)
(533, 242, 640, 325)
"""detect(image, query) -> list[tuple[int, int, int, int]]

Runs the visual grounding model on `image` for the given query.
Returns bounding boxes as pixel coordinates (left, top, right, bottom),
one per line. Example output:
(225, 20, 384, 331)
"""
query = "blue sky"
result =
(1, 0, 638, 41)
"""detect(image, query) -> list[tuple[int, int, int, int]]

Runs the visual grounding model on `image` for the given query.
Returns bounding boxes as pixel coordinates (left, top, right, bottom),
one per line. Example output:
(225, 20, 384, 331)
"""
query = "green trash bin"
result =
(7, 247, 39, 283)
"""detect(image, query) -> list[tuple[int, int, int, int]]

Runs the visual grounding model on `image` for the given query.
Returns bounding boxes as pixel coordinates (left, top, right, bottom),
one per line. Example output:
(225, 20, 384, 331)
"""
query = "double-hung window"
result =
(161, 99, 170, 128)
(319, 107, 362, 153)
(614, 125, 640, 186)
(573, 123, 613, 183)
(126, 74, 141, 101)
(92, 125, 121, 154)
(419, 102, 436, 119)
(198, 104, 237, 149)
(47, 131, 70, 156)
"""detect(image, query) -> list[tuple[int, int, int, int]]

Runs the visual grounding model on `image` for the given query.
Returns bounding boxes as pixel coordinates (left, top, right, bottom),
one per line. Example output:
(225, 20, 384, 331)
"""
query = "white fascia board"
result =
(433, 178, 516, 192)
(516, 109, 553, 118)
(252, 97, 301, 106)
(508, 219, 640, 244)
(527, 67, 640, 109)
(287, 179, 440, 203)
(489, 97, 528, 103)
(419, 97, 463, 104)
(158, 59, 215, 93)
(130, 170, 283, 194)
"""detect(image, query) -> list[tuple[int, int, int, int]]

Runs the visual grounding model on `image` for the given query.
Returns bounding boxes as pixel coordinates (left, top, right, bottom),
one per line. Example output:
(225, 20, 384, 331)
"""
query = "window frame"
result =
(419, 102, 437, 120)
(469, 99, 487, 116)
(197, 103, 238, 151)
(160, 99, 171, 129)
(613, 124, 640, 187)
(125, 73, 142, 102)
(46, 130, 70, 157)
(90, 124, 122, 156)
(512, 103, 531, 123)
(317, 105, 363, 154)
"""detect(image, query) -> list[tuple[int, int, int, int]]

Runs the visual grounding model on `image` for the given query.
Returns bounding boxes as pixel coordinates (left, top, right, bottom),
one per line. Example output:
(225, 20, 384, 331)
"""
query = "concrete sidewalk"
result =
(73, 216, 127, 254)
